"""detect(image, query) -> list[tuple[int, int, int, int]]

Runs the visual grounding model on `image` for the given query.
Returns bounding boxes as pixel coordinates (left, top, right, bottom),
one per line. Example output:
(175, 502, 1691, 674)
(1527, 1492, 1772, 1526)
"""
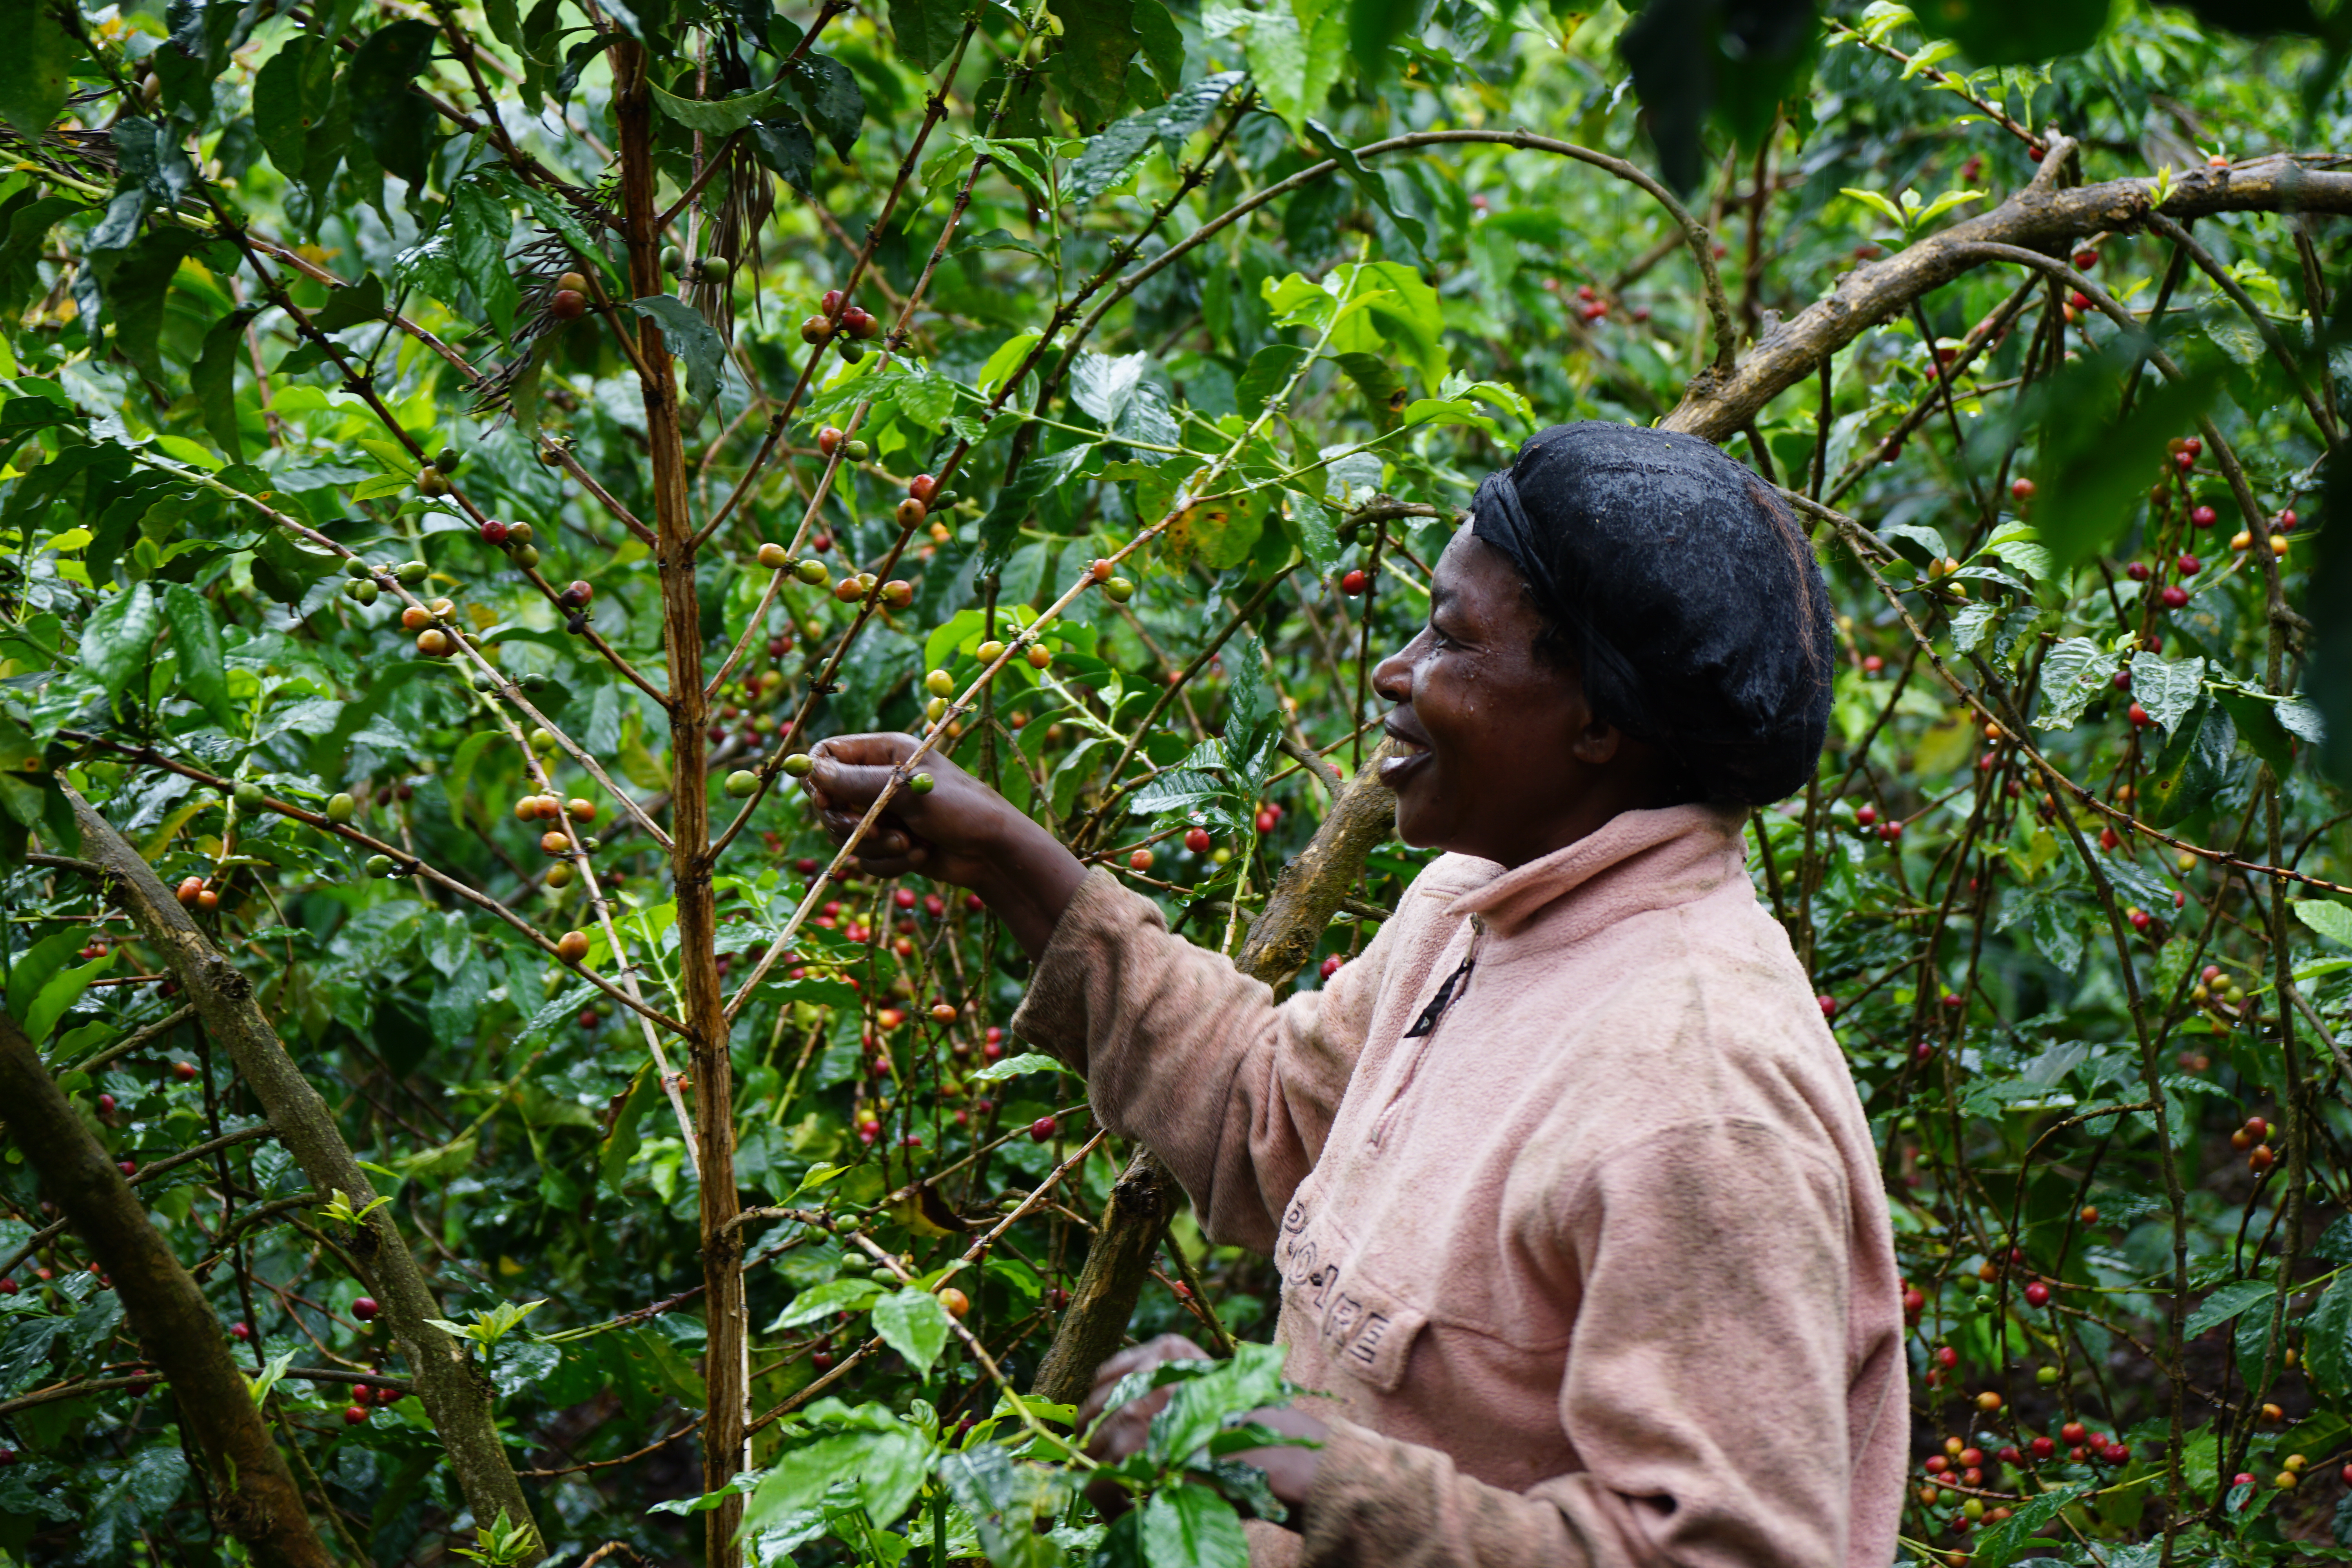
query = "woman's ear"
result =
(1570, 716, 1623, 766)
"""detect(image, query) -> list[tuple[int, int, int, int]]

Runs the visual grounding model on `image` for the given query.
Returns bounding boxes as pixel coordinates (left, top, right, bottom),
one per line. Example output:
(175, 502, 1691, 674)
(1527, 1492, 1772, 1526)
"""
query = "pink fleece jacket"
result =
(1010, 803, 1907, 1568)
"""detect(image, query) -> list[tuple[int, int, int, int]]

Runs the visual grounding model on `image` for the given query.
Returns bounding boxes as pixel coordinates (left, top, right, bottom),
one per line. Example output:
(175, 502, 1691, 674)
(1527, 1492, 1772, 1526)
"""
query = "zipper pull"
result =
(1404, 925, 1480, 1040)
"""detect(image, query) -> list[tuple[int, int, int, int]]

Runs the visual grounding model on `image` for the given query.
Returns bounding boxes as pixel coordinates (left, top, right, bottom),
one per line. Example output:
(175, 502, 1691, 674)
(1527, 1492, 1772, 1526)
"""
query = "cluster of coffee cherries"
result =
(662, 247, 733, 288)
(414, 444, 464, 499)
(1850, 800, 1906, 846)
(476, 514, 544, 572)
(336, 550, 428, 613)
(547, 270, 592, 321)
(2190, 965, 2259, 1033)
(1539, 278, 1650, 325)
(800, 289, 882, 360)
(2228, 1111, 2278, 1173)
(1915, 1436, 2016, 1553)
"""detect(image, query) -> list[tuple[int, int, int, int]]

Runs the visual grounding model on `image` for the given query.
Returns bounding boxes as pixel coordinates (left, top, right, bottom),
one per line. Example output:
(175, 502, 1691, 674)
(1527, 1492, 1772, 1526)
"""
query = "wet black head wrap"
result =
(1468, 421, 1835, 806)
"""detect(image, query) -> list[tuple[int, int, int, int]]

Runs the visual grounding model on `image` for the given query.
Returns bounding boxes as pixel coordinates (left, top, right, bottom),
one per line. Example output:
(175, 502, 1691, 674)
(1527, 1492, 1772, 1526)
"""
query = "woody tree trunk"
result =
(613, 38, 748, 1568)
(0, 1009, 336, 1568)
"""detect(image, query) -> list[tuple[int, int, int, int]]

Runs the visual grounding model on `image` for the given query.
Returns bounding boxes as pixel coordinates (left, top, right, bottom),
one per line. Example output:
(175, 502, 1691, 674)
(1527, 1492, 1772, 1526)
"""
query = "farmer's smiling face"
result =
(1370, 525, 1668, 868)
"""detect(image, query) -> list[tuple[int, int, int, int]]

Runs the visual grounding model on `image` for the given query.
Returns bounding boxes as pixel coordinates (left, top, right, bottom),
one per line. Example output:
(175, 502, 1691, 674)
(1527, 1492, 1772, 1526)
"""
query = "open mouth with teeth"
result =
(1380, 730, 1432, 784)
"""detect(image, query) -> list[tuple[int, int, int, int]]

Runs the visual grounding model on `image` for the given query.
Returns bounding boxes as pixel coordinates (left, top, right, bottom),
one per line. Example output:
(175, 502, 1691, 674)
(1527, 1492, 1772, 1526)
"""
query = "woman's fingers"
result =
(1076, 1335, 1209, 1428)
(806, 754, 903, 817)
(812, 732, 920, 768)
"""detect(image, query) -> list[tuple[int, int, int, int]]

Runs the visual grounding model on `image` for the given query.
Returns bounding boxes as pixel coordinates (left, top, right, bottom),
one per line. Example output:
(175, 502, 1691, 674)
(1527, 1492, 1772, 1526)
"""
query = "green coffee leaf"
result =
(0, 2, 71, 142)
(1140, 1483, 1251, 1568)
(767, 1276, 884, 1330)
(1245, 6, 1345, 135)
(2295, 898, 2352, 949)
(871, 1287, 954, 1376)
(161, 582, 236, 730)
(2032, 638, 2121, 731)
(628, 296, 729, 407)
(2303, 1276, 2352, 1396)
(651, 78, 786, 133)
(887, 0, 965, 71)
(80, 583, 160, 698)
(2128, 652, 2207, 736)
(967, 1051, 1076, 1082)
(346, 20, 440, 191)
(1057, 0, 1140, 129)
(2183, 1277, 2274, 1338)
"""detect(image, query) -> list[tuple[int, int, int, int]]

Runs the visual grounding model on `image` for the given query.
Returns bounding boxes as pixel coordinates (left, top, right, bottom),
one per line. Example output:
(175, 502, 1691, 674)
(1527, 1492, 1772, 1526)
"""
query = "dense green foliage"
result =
(0, 0, 2348, 1562)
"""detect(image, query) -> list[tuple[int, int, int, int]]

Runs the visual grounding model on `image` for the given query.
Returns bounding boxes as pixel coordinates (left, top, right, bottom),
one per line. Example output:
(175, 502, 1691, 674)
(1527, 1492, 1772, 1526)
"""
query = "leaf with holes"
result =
(2128, 652, 2206, 736)
(2032, 639, 2121, 731)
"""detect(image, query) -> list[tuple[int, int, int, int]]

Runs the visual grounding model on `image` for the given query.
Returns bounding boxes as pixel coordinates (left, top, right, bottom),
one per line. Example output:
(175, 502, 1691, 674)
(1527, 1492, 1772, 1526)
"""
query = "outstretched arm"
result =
(803, 731, 1088, 957)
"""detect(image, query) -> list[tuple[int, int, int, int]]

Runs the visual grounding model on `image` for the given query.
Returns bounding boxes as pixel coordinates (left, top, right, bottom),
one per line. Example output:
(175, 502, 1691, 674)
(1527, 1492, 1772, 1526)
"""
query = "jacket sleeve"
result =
(1298, 1119, 1859, 1568)
(1009, 868, 1389, 1253)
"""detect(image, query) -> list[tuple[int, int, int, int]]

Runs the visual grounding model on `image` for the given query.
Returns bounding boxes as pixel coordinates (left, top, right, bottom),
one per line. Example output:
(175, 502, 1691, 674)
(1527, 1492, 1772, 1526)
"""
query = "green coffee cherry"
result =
(698, 256, 732, 285)
(396, 560, 430, 585)
(661, 244, 684, 274)
(925, 669, 956, 698)
(846, 439, 869, 461)
(783, 754, 814, 778)
(365, 854, 396, 877)
(326, 792, 357, 824)
(233, 781, 265, 810)
(342, 557, 374, 579)
(725, 769, 759, 798)
(926, 697, 948, 723)
(520, 672, 553, 693)
(513, 544, 541, 570)
(794, 559, 831, 586)
(1104, 576, 1135, 603)
(508, 522, 535, 546)
(838, 338, 864, 363)
(530, 727, 558, 751)
(908, 772, 935, 795)
(345, 579, 379, 605)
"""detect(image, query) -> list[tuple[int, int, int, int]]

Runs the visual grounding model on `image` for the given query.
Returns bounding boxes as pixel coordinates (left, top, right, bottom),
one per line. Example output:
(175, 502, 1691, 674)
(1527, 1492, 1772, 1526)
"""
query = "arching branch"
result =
(1660, 154, 2352, 441)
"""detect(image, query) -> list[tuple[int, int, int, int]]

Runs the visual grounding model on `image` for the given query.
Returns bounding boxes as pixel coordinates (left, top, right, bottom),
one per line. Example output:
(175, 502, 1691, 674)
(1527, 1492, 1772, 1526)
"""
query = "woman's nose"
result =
(1371, 631, 1421, 705)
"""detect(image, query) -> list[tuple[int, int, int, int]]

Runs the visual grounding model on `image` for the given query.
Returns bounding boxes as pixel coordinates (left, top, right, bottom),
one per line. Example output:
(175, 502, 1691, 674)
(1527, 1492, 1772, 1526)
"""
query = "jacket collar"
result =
(1438, 803, 1752, 943)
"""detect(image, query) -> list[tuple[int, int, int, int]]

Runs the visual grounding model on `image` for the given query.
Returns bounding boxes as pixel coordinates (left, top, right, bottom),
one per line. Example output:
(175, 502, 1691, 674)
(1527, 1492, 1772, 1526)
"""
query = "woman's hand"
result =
(804, 733, 1087, 957)
(1079, 1335, 1214, 1519)
(1076, 1334, 1325, 1530)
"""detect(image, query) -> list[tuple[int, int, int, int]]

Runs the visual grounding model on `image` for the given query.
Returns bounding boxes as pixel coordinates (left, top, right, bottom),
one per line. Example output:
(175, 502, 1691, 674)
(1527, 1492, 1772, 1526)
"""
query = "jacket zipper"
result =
(1370, 915, 1485, 1149)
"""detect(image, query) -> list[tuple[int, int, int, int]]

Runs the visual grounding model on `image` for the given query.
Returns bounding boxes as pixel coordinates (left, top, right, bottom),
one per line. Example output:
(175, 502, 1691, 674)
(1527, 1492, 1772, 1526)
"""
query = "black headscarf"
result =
(1468, 422, 1835, 807)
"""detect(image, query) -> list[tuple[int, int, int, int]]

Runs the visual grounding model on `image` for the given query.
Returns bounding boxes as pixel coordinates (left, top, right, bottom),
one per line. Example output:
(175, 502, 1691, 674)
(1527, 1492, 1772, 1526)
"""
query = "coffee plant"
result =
(0, 0, 2348, 1561)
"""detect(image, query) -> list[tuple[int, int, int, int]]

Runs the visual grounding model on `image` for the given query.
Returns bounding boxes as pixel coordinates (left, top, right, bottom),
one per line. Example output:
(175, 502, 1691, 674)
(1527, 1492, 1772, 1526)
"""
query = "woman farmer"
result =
(806, 422, 1906, 1567)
